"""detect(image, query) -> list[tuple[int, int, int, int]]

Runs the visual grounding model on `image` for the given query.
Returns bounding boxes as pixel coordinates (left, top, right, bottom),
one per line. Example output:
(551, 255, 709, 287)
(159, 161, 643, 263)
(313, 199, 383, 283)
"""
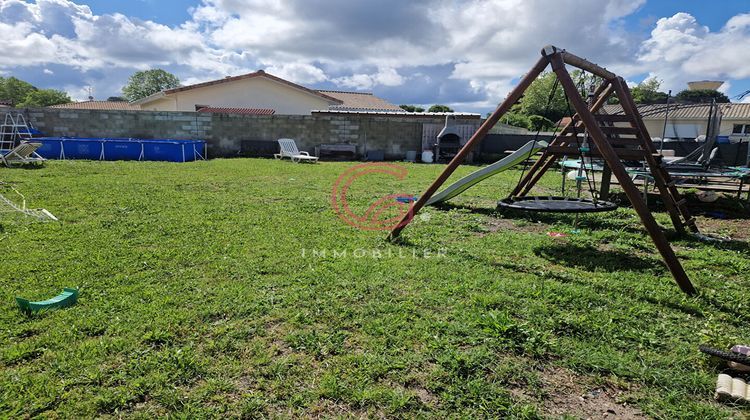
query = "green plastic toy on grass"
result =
(16, 288, 78, 315)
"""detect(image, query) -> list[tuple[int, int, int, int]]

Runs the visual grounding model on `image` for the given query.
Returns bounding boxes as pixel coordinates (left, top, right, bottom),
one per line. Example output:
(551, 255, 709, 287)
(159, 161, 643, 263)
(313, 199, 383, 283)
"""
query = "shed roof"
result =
(317, 90, 403, 112)
(196, 107, 275, 115)
(312, 110, 481, 118)
(49, 100, 141, 110)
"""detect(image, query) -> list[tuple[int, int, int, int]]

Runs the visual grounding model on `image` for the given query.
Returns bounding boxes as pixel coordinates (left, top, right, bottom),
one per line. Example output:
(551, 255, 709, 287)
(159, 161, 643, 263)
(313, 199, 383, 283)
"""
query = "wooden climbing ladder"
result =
(389, 46, 699, 295)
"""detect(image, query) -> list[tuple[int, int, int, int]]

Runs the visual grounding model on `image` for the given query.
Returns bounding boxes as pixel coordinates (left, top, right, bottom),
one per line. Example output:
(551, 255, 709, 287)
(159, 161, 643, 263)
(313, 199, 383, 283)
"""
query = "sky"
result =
(2, 0, 750, 113)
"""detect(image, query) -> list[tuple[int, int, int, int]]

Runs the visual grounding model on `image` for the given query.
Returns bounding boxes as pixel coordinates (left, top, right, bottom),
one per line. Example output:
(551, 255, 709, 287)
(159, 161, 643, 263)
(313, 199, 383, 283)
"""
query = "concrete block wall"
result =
(16, 108, 481, 160)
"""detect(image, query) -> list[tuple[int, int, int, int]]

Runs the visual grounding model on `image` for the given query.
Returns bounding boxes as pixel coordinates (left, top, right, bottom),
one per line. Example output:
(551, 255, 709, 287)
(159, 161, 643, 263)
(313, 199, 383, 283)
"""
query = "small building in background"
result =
(603, 103, 750, 142)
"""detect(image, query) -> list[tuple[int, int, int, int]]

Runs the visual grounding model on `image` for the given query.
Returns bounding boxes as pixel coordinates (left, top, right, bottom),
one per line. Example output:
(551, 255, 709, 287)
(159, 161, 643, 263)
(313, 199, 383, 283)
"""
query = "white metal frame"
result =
(0, 184, 57, 221)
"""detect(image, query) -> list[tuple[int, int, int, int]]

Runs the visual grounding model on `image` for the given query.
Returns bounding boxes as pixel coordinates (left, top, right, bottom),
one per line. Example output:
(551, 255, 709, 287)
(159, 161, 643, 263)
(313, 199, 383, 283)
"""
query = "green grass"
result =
(0, 158, 748, 418)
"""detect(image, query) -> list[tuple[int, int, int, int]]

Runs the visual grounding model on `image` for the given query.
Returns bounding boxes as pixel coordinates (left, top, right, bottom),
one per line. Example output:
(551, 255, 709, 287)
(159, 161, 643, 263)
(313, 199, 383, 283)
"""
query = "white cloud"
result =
(0, 0, 231, 74)
(637, 12, 750, 92)
(3, 0, 750, 111)
(333, 67, 405, 90)
(264, 62, 328, 85)
(718, 81, 731, 95)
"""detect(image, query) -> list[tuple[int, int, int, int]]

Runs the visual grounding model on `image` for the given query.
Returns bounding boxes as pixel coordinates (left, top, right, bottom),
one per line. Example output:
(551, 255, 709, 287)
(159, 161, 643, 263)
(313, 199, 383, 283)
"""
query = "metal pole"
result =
(388, 55, 550, 240)
(704, 99, 715, 151)
(660, 90, 671, 154)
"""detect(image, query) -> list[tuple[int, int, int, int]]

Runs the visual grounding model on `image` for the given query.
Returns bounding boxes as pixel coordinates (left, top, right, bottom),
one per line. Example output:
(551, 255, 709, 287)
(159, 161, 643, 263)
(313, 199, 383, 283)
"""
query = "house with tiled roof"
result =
(603, 102, 750, 141)
(130, 70, 400, 116)
(49, 100, 140, 110)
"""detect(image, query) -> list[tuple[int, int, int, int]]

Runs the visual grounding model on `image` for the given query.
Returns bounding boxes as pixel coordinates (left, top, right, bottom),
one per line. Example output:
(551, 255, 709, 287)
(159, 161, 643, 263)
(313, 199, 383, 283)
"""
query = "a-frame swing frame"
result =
(389, 46, 699, 296)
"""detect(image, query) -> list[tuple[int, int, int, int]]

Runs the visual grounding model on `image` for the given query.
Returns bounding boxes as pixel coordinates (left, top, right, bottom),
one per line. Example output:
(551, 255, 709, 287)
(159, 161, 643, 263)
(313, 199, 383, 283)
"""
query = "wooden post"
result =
(388, 56, 550, 240)
(551, 45, 617, 80)
(613, 78, 694, 234)
(549, 53, 696, 295)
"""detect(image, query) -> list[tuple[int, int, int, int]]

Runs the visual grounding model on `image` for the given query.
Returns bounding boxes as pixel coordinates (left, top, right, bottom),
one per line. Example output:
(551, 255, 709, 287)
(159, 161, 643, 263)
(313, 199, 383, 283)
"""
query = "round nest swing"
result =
(497, 196, 618, 213)
(498, 72, 619, 215)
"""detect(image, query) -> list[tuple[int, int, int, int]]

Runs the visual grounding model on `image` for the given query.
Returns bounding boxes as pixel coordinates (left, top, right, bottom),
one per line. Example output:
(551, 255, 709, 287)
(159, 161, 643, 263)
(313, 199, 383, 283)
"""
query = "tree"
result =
(501, 70, 600, 130)
(122, 69, 180, 102)
(0, 77, 37, 105)
(399, 104, 425, 112)
(499, 112, 532, 130)
(107, 96, 126, 102)
(675, 89, 730, 103)
(515, 71, 567, 127)
(630, 77, 669, 104)
(428, 104, 453, 113)
(18, 89, 71, 107)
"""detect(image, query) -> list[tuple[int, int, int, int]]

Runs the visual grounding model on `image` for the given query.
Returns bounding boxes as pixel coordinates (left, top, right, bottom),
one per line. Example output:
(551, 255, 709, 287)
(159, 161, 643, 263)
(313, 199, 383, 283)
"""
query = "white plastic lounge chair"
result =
(274, 138, 319, 163)
(1, 141, 45, 167)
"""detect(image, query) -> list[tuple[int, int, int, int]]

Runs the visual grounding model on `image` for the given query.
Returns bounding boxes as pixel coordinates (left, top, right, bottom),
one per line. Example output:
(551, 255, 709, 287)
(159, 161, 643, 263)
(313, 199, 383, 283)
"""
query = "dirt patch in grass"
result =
(695, 216, 750, 241)
(306, 399, 384, 419)
(479, 217, 550, 236)
(512, 365, 644, 419)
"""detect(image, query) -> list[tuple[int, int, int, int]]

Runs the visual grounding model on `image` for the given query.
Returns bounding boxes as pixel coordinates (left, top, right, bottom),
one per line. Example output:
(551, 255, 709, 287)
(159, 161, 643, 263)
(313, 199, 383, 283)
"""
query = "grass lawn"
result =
(1, 158, 749, 418)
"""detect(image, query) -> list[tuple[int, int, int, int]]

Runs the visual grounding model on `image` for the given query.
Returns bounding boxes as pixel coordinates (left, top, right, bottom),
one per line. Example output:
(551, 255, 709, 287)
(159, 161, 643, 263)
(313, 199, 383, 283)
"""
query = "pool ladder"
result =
(0, 112, 33, 151)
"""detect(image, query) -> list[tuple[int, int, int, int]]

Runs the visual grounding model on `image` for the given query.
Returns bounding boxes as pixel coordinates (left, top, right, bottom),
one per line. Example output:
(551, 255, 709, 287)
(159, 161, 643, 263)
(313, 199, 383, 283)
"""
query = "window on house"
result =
(733, 124, 744, 134)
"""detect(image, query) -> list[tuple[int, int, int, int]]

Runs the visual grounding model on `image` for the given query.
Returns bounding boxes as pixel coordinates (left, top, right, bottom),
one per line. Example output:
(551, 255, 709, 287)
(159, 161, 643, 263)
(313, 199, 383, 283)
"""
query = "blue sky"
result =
(626, 0, 750, 32)
(82, 0, 196, 25)
(2, 0, 749, 112)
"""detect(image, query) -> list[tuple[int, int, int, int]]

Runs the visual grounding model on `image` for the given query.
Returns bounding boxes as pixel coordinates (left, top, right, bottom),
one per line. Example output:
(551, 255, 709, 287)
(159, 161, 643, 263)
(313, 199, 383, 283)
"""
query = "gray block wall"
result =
(19, 108, 482, 160)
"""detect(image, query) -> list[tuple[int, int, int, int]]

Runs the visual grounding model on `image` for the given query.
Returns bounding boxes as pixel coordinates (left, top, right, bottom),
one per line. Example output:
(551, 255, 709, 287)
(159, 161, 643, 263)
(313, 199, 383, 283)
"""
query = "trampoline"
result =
(497, 196, 618, 213)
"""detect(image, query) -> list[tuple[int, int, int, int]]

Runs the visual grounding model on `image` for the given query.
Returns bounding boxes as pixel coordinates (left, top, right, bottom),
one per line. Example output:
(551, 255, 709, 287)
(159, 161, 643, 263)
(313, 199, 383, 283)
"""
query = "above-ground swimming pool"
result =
(33, 137, 206, 162)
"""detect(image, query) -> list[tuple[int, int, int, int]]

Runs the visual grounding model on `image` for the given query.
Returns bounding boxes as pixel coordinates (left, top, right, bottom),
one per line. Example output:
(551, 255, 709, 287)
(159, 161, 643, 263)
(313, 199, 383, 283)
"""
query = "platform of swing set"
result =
(389, 45, 701, 296)
(559, 159, 750, 201)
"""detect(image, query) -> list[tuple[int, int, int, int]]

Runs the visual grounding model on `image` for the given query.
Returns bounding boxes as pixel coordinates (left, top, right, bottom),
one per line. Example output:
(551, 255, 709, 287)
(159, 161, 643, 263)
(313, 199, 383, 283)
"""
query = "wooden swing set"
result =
(389, 46, 699, 295)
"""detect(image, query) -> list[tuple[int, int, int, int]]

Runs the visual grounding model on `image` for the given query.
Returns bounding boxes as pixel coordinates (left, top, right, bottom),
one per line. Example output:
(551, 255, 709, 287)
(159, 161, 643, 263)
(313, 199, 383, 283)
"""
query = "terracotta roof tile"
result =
(49, 100, 141, 110)
(197, 107, 275, 115)
(317, 90, 403, 112)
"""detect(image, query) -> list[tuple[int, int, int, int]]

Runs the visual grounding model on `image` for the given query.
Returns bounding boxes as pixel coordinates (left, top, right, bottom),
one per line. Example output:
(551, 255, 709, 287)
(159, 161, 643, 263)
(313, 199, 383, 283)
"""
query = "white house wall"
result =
(140, 77, 334, 115)
(643, 119, 750, 140)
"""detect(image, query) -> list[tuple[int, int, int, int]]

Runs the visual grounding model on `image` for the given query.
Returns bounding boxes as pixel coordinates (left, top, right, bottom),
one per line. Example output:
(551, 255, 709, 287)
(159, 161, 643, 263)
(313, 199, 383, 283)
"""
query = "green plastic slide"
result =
(426, 140, 548, 206)
(16, 288, 78, 315)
